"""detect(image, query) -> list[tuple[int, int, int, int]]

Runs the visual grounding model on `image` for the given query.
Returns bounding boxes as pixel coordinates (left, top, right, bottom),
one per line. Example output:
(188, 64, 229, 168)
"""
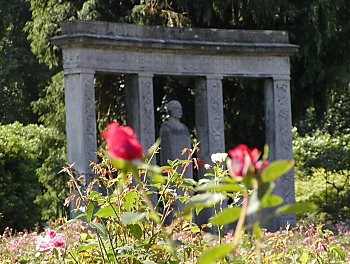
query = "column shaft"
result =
(194, 76, 225, 230)
(64, 71, 97, 218)
(264, 77, 296, 231)
(125, 74, 155, 153)
(195, 76, 225, 165)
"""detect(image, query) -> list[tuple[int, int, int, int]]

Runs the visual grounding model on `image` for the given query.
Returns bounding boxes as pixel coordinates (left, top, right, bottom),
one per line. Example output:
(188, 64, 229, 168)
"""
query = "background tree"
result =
(0, 0, 51, 124)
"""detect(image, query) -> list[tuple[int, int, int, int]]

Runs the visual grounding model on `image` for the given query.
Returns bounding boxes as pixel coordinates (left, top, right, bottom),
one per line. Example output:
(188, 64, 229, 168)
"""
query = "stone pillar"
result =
(125, 74, 155, 154)
(125, 73, 157, 204)
(194, 76, 225, 228)
(195, 76, 225, 163)
(263, 76, 296, 231)
(64, 69, 97, 218)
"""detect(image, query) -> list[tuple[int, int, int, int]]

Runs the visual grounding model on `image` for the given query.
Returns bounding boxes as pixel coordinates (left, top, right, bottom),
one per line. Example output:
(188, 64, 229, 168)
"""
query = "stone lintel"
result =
(52, 20, 298, 56)
(61, 20, 290, 43)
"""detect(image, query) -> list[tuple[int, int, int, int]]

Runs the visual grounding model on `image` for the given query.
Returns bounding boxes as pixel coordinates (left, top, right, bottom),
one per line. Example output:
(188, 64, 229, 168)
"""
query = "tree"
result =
(0, 0, 51, 124)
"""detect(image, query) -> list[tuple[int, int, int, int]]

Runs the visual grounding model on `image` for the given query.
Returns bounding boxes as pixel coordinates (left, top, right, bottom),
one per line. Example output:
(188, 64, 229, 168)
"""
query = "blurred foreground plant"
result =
(54, 122, 341, 263)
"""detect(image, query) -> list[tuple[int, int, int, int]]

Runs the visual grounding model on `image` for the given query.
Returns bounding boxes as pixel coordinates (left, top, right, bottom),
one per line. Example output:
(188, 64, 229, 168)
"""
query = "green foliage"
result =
(129, 0, 190, 27)
(30, 71, 68, 221)
(55, 138, 316, 263)
(293, 128, 350, 173)
(0, 122, 66, 231)
(293, 128, 350, 221)
(0, 0, 51, 124)
(24, 0, 135, 68)
(31, 72, 65, 131)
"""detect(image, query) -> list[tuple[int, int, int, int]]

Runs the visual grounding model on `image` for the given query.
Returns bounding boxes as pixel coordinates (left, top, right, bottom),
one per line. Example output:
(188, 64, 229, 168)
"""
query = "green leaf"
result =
(86, 202, 94, 222)
(262, 144, 269, 160)
(197, 243, 233, 264)
(300, 252, 309, 264)
(142, 261, 157, 264)
(261, 160, 294, 183)
(149, 173, 167, 184)
(257, 182, 273, 200)
(77, 242, 98, 253)
(252, 223, 263, 240)
(276, 202, 317, 215)
(89, 223, 108, 238)
(110, 158, 135, 171)
(196, 182, 241, 193)
(260, 194, 283, 208)
(127, 224, 143, 239)
(185, 193, 226, 209)
(209, 207, 241, 225)
(121, 212, 145, 225)
(95, 205, 119, 218)
(328, 243, 345, 260)
(124, 190, 138, 212)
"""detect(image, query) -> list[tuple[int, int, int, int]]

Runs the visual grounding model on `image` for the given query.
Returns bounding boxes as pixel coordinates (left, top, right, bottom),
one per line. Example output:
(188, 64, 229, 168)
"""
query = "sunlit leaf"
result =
(276, 202, 317, 215)
(328, 243, 345, 260)
(252, 223, 263, 240)
(209, 207, 241, 225)
(86, 202, 94, 222)
(89, 223, 108, 238)
(186, 193, 226, 209)
(76, 242, 98, 253)
(261, 160, 294, 183)
(121, 212, 145, 225)
(95, 205, 119, 218)
(262, 144, 269, 160)
(124, 190, 138, 212)
(197, 243, 234, 264)
(300, 252, 309, 264)
(260, 194, 283, 208)
(196, 182, 241, 193)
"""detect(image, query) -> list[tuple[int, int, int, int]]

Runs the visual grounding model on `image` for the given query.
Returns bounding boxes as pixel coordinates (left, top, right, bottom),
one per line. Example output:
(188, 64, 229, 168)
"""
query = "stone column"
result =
(125, 73, 156, 154)
(125, 73, 157, 204)
(263, 76, 296, 231)
(194, 76, 225, 229)
(195, 76, 225, 163)
(64, 69, 97, 218)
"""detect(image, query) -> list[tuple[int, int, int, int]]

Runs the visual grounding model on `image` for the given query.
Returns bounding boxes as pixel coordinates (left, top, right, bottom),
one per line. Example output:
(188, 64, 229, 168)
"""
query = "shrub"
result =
(0, 122, 67, 232)
(293, 128, 350, 221)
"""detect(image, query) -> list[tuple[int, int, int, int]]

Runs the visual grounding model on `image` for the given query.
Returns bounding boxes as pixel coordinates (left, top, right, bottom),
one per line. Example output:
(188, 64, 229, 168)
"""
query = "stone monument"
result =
(52, 20, 298, 231)
(160, 100, 193, 223)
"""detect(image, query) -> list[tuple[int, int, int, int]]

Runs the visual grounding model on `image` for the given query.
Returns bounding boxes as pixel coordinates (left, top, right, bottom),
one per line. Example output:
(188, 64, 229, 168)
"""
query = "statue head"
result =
(166, 100, 183, 120)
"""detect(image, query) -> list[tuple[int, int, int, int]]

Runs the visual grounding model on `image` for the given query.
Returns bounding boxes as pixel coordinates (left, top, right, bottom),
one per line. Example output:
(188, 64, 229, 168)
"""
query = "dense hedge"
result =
(0, 122, 67, 231)
(293, 128, 350, 221)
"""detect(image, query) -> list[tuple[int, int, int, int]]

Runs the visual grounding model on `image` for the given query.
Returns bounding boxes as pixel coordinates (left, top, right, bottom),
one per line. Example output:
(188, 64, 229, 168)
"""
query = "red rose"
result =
(102, 122, 143, 160)
(228, 144, 260, 177)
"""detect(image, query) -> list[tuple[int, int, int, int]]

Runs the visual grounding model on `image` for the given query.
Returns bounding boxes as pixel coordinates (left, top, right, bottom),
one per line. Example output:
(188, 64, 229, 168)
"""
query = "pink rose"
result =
(102, 122, 143, 160)
(47, 229, 56, 238)
(228, 144, 260, 177)
(254, 160, 270, 172)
